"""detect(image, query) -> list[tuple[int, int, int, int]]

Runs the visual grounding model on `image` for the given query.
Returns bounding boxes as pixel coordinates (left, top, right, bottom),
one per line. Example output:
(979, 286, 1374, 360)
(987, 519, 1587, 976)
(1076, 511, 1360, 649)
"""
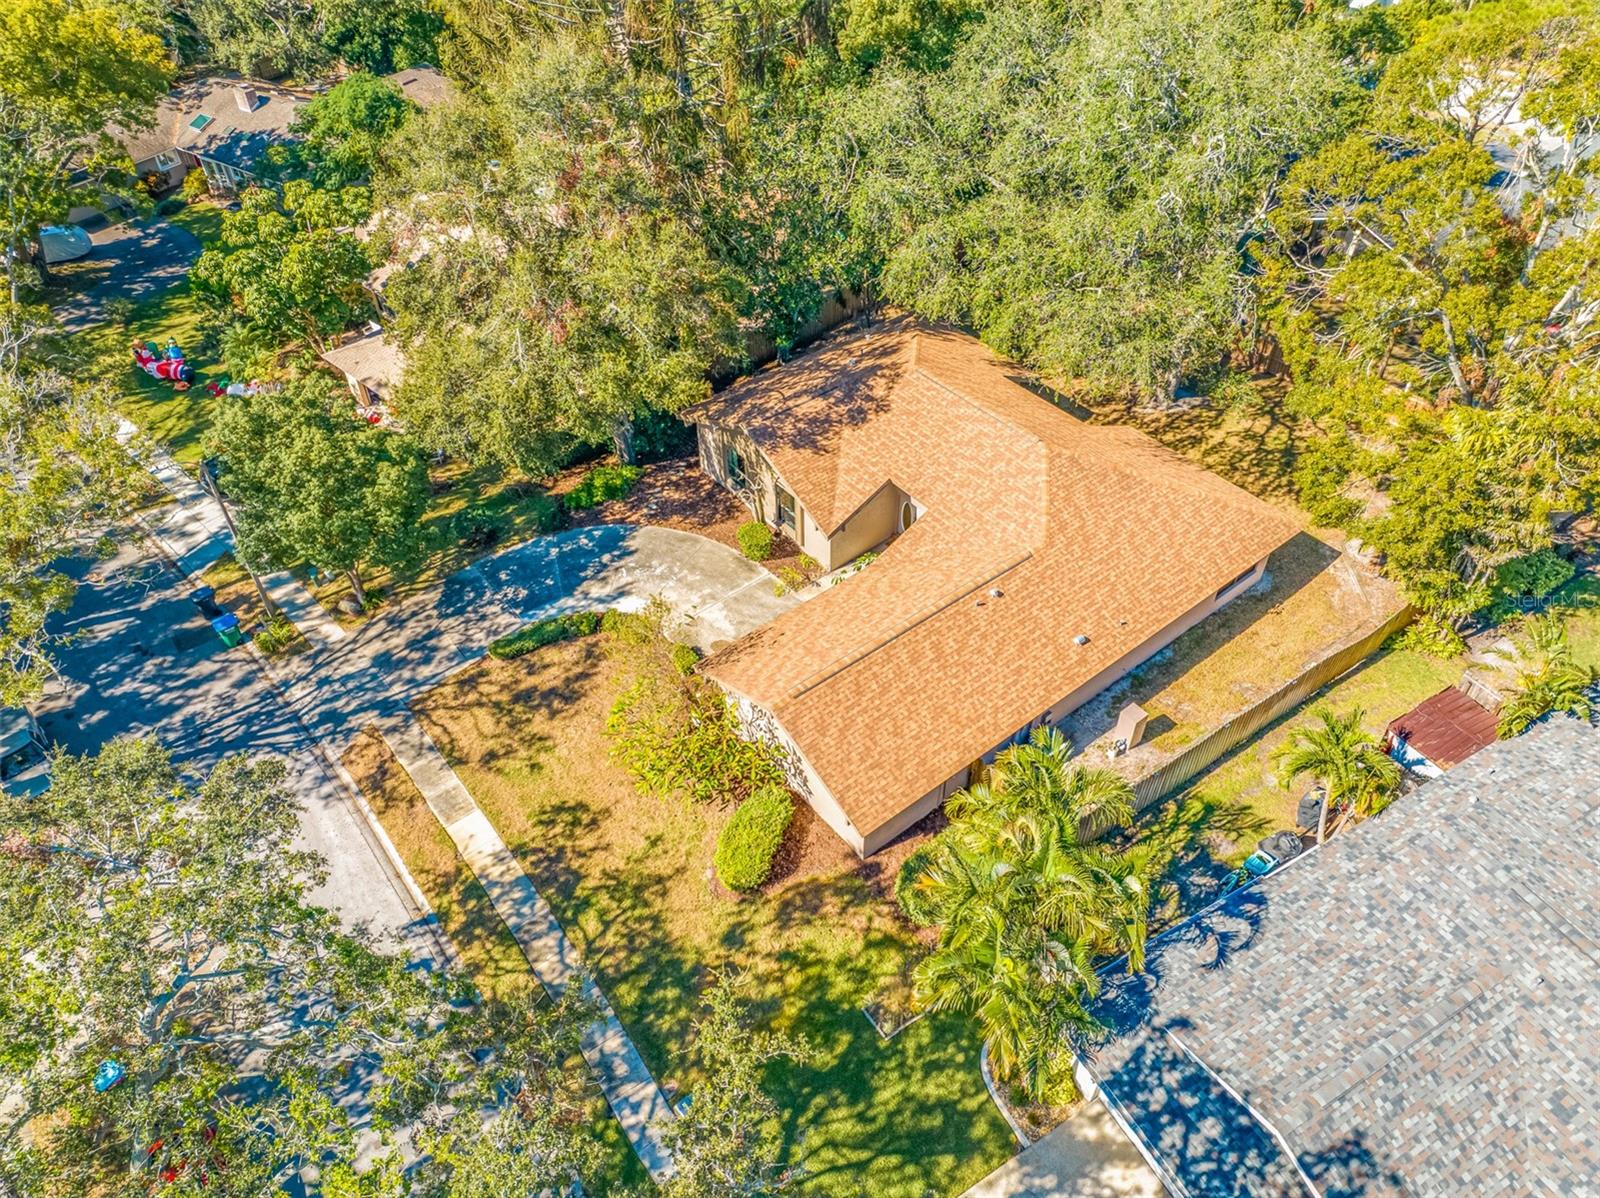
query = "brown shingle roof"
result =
(693, 318, 1299, 842)
(1386, 686, 1500, 770)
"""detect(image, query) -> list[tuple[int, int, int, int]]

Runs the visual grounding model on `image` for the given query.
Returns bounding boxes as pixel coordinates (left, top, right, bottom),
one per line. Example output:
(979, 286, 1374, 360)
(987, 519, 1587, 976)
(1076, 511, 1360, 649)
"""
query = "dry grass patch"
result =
(341, 727, 534, 1005)
(1063, 533, 1406, 759)
(341, 727, 649, 1194)
(413, 633, 1014, 1198)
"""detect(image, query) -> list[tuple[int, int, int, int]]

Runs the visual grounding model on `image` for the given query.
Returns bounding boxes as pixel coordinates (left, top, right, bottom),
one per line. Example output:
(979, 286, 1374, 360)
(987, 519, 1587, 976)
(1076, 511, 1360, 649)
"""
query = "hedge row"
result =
(714, 786, 794, 891)
(487, 610, 601, 659)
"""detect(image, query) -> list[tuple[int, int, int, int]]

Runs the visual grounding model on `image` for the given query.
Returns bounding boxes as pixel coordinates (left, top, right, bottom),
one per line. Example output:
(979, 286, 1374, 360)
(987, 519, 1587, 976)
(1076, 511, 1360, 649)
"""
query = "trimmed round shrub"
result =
(894, 842, 945, 926)
(737, 520, 774, 562)
(714, 787, 794, 891)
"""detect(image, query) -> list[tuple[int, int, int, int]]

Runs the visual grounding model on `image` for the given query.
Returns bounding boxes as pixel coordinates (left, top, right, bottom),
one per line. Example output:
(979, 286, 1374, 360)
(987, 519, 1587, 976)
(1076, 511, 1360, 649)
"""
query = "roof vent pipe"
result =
(1074, 634, 1090, 646)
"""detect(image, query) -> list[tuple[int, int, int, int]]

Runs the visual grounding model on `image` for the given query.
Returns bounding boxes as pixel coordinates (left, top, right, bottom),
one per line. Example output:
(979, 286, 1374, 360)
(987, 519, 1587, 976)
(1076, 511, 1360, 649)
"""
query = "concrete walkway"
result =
(960, 1101, 1166, 1198)
(263, 570, 347, 646)
(379, 714, 676, 1181)
(119, 418, 345, 647)
(112, 465, 796, 1177)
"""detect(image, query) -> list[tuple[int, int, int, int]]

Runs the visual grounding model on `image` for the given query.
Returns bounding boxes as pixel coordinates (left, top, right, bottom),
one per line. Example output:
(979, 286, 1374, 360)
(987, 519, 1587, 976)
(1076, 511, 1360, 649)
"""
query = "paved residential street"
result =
(38, 537, 442, 967)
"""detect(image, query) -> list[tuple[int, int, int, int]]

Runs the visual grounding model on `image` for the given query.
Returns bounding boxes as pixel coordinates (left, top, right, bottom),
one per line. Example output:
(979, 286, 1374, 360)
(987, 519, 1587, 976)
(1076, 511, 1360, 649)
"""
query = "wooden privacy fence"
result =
(1127, 604, 1417, 814)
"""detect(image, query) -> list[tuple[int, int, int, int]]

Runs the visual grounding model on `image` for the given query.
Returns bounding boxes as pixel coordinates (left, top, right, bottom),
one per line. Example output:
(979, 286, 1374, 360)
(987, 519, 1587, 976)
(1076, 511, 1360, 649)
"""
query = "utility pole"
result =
(198, 461, 279, 620)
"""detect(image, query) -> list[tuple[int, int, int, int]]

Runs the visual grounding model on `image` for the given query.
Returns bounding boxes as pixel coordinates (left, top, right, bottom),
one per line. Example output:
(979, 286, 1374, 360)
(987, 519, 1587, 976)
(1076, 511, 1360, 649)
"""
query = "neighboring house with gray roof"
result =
(1084, 715, 1600, 1198)
(113, 67, 452, 194)
(111, 75, 311, 194)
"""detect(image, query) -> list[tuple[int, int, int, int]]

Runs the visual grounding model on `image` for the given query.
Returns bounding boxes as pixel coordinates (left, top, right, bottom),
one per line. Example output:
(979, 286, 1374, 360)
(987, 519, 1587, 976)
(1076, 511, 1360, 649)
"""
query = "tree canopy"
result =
(0, 0, 169, 299)
(907, 729, 1149, 1100)
(192, 181, 373, 364)
(206, 378, 431, 608)
(0, 308, 142, 705)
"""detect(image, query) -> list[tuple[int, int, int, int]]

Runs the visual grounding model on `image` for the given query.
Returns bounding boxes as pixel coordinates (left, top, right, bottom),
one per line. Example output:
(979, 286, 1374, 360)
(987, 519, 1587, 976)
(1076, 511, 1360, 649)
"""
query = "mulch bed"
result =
(555, 455, 804, 573)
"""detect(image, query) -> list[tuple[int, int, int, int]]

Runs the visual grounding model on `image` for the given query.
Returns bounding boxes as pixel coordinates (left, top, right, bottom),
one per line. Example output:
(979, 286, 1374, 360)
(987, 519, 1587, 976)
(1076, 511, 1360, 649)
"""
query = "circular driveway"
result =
(53, 217, 202, 332)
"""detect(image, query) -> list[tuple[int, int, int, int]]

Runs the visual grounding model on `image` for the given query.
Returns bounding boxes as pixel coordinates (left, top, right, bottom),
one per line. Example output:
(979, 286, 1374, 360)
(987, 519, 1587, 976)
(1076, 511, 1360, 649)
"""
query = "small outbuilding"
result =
(1383, 684, 1499, 778)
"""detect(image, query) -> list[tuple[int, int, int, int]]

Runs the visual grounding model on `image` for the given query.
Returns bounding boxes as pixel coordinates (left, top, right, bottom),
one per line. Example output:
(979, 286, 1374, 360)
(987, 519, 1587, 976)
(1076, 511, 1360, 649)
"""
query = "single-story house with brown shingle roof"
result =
(685, 317, 1300, 856)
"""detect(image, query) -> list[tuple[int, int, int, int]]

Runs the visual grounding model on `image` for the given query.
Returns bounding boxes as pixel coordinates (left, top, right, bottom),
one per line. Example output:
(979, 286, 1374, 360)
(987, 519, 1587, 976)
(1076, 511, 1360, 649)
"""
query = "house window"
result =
(154, 151, 178, 170)
(775, 485, 798, 535)
(726, 447, 745, 487)
(1215, 563, 1259, 602)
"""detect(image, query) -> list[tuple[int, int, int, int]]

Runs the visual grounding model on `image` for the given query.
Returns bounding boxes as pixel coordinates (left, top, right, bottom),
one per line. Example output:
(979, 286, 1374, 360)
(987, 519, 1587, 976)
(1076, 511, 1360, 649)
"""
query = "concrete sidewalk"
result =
(960, 1101, 1166, 1198)
(379, 714, 677, 1181)
(118, 419, 341, 647)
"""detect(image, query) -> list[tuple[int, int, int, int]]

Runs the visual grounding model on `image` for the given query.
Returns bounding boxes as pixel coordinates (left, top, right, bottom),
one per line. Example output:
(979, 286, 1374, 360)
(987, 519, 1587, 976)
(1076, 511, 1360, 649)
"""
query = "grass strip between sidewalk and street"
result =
(340, 727, 649, 1195)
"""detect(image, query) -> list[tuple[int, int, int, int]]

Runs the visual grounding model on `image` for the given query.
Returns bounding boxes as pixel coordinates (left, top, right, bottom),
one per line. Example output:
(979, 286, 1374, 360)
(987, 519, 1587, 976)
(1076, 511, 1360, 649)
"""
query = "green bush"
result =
(714, 787, 794, 891)
(670, 642, 700, 676)
(488, 610, 601, 659)
(894, 842, 945, 926)
(1494, 549, 1575, 601)
(1390, 615, 1467, 659)
(737, 521, 774, 562)
(563, 463, 643, 512)
(155, 196, 187, 217)
(253, 615, 303, 655)
(181, 170, 209, 200)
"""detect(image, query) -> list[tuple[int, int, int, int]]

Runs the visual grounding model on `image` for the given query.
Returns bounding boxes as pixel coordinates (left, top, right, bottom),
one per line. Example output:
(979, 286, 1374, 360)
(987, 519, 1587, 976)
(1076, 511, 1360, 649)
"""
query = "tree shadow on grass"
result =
(1125, 792, 1273, 928)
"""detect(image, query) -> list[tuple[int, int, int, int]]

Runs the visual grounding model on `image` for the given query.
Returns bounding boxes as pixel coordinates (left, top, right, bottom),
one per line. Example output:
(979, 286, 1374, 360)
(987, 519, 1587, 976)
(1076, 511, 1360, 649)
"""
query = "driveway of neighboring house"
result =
(52, 216, 202, 332)
(960, 1100, 1168, 1198)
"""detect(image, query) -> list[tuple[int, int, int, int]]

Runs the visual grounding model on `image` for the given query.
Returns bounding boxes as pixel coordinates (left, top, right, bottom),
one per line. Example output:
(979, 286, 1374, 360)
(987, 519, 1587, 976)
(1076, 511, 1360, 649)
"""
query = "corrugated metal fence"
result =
(1128, 604, 1416, 814)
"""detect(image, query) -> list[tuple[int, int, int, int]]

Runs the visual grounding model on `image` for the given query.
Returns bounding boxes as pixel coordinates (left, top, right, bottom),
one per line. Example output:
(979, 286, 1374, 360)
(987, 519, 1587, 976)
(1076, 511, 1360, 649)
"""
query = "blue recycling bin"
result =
(212, 612, 245, 648)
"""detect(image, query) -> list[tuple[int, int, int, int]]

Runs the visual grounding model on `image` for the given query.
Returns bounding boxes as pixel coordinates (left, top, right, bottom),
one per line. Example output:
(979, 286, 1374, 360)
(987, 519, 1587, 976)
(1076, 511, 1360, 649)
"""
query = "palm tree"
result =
(1496, 615, 1596, 738)
(1274, 707, 1401, 844)
(910, 729, 1149, 1100)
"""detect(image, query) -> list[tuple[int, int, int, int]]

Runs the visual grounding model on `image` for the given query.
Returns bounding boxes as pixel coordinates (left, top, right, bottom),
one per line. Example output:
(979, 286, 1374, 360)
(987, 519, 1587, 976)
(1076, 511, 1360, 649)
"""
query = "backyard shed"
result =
(1384, 684, 1499, 777)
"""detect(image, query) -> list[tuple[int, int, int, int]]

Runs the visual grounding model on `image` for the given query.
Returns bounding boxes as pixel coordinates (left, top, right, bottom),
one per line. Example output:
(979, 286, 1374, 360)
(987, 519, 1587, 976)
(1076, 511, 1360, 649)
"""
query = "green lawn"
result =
(47, 200, 226, 464)
(1128, 642, 1462, 918)
(416, 635, 1016, 1198)
(1550, 569, 1600, 666)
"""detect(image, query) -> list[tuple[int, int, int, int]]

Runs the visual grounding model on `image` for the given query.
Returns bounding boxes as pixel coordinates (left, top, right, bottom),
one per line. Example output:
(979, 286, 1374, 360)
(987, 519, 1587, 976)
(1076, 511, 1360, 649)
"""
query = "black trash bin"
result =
(189, 586, 223, 619)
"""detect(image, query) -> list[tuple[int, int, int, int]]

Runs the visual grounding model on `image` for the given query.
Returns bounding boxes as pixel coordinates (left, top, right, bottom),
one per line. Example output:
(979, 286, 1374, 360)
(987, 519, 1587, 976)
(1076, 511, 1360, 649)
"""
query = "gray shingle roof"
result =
(1087, 716, 1600, 1198)
(384, 66, 455, 110)
(112, 75, 310, 174)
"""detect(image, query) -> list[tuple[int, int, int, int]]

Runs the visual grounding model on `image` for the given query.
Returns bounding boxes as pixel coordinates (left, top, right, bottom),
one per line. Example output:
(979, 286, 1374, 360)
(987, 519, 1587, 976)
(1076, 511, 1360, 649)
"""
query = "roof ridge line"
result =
(784, 545, 1034, 701)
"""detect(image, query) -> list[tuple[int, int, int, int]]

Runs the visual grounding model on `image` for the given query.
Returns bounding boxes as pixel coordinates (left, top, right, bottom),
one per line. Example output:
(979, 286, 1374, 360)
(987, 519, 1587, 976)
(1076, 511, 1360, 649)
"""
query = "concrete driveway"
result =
(961, 1101, 1167, 1198)
(277, 524, 802, 748)
(52, 216, 202, 332)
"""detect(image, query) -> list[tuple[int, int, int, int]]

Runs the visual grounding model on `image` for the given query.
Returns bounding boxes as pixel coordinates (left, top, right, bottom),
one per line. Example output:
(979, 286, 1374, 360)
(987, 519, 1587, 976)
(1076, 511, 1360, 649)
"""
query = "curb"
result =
(980, 1041, 1033, 1148)
(124, 481, 457, 974)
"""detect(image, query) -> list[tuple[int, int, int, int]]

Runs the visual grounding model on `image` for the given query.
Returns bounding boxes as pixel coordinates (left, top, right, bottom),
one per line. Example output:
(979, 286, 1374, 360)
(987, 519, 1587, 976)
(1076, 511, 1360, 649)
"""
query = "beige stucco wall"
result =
(729, 692, 868, 855)
(698, 421, 888, 569)
(827, 482, 903, 570)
